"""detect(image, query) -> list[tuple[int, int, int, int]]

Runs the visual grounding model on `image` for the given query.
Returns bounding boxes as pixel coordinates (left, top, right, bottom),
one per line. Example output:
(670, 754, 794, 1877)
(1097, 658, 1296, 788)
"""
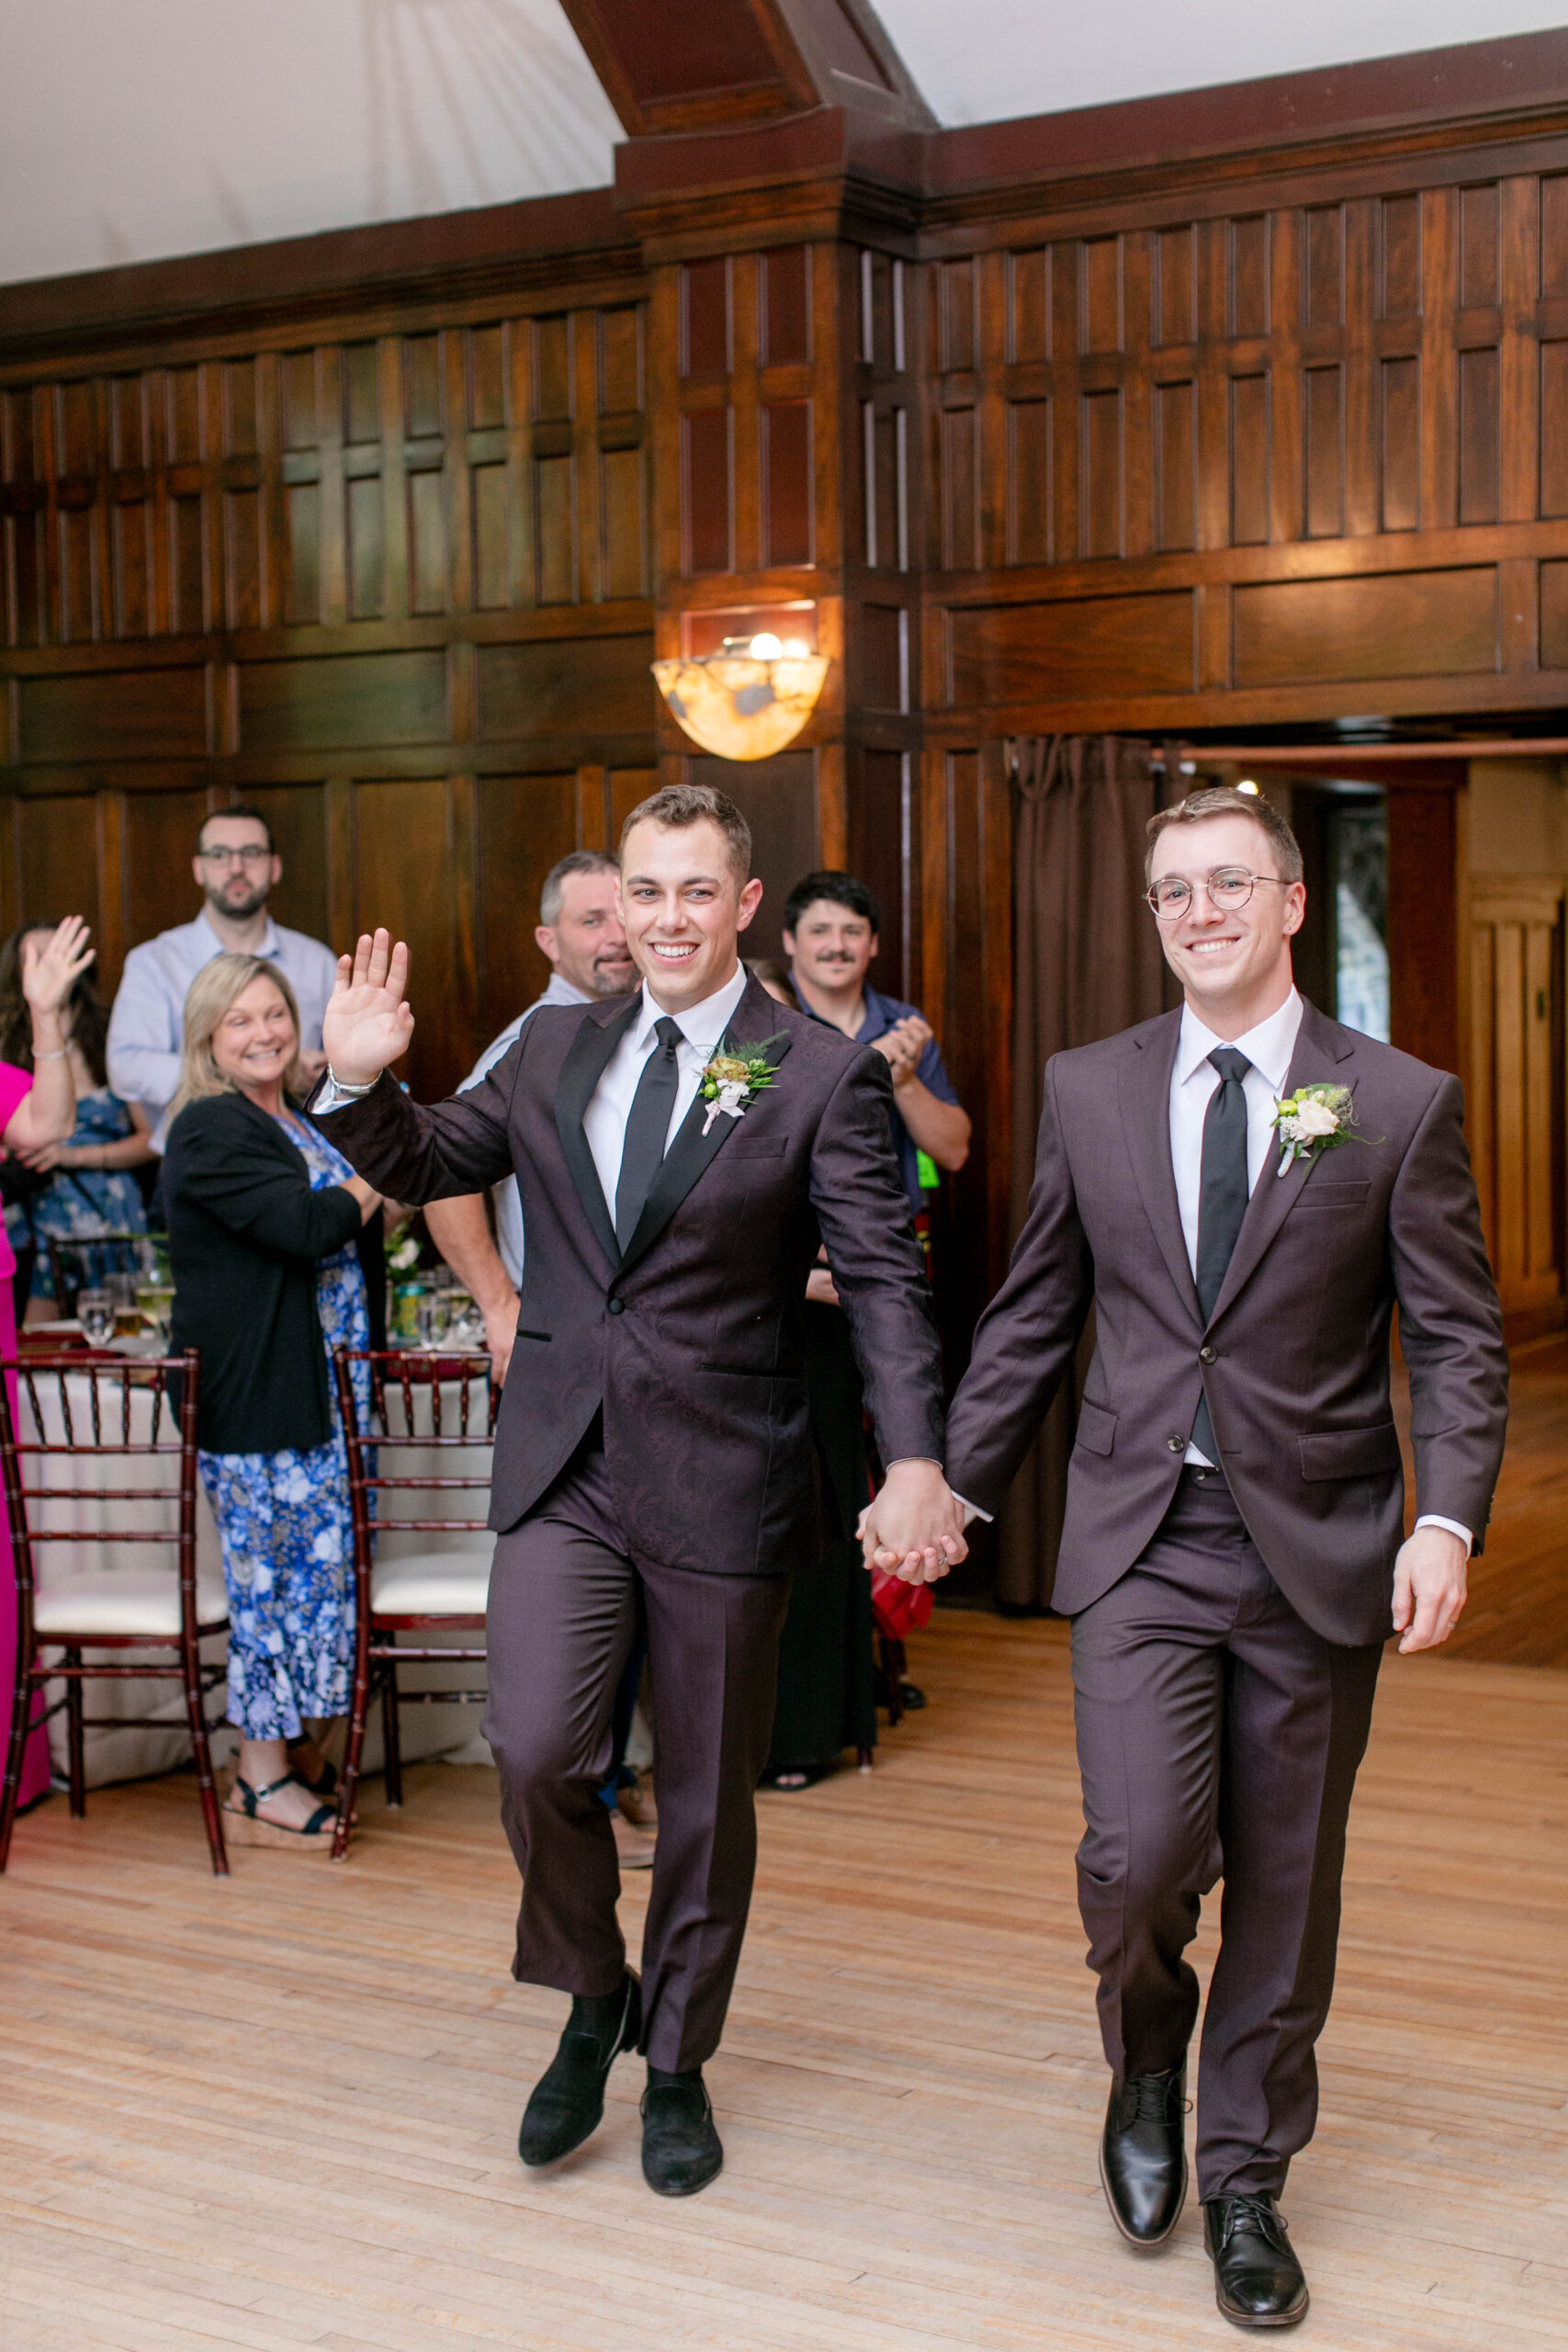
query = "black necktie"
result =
(615, 1016, 682, 1251)
(1190, 1046, 1251, 1463)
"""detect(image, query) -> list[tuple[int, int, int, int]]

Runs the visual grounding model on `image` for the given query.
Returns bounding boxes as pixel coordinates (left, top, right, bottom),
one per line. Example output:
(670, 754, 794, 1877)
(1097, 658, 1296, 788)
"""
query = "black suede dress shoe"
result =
(1203, 2194, 1309, 2328)
(1099, 2064, 1187, 2246)
(641, 2065, 723, 2197)
(518, 1973, 640, 2166)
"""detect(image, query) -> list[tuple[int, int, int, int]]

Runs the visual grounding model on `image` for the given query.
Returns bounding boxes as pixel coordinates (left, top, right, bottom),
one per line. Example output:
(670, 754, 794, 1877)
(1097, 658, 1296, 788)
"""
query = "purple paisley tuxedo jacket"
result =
(310, 975, 944, 1577)
(945, 997, 1508, 1647)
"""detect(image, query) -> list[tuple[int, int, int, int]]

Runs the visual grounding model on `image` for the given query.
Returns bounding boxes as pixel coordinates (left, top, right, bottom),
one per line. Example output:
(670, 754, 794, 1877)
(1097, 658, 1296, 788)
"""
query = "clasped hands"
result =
(858, 1458, 967, 1587)
(322, 929, 416, 1084)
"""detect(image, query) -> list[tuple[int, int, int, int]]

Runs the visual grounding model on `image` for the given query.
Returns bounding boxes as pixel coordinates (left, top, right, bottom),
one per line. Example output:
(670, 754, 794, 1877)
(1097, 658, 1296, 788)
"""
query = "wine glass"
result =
(77, 1289, 114, 1348)
(135, 1274, 175, 1341)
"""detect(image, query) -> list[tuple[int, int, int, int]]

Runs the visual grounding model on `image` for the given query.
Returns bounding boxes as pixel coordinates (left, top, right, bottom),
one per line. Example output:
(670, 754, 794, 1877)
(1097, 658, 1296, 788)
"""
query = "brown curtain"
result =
(995, 736, 1178, 1611)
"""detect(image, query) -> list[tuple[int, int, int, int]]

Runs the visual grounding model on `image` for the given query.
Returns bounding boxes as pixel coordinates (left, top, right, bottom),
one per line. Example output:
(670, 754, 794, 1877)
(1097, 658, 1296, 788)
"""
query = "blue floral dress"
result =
(5, 1087, 149, 1298)
(197, 1114, 370, 1742)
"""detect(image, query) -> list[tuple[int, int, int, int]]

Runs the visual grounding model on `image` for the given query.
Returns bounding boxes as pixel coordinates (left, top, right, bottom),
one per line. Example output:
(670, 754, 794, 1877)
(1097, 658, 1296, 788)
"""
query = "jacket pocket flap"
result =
(1074, 1399, 1117, 1456)
(1297, 1178, 1371, 1207)
(1298, 1422, 1402, 1481)
(723, 1134, 789, 1159)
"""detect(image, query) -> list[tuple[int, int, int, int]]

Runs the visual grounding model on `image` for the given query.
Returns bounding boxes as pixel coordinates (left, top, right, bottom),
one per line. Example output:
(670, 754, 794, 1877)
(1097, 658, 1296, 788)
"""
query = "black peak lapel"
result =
(1208, 998, 1359, 1326)
(553, 998, 638, 1271)
(1118, 1011, 1201, 1327)
(618, 982, 795, 1278)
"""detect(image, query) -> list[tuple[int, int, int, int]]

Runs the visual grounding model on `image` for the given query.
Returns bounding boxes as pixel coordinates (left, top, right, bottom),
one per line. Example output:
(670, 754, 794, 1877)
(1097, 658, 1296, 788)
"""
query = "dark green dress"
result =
(766, 1301, 877, 1774)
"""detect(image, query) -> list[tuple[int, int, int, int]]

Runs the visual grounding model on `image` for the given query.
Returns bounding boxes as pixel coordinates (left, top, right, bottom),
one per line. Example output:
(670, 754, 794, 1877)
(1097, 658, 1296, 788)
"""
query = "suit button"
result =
(1200, 1344, 1216, 1363)
(1167, 1436, 1184, 1453)
(607, 1298, 625, 1317)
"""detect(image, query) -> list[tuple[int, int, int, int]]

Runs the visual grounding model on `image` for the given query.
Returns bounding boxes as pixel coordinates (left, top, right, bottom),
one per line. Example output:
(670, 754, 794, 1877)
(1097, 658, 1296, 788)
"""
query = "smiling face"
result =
(618, 818, 763, 1013)
(538, 867, 636, 1000)
(783, 899, 877, 997)
(210, 974, 298, 1101)
(1150, 811, 1304, 1034)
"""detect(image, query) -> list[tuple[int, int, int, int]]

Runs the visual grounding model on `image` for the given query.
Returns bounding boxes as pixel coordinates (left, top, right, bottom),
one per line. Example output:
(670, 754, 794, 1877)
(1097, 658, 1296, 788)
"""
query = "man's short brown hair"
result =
(618, 782, 753, 888)
(1145, 786, 1303, 886)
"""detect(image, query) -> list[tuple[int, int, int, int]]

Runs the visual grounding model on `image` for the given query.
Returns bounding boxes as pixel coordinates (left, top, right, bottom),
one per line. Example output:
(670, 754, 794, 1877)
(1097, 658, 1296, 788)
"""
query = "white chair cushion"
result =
(33, 1569, 230, 1637)
(371, 1549, 491, 1617)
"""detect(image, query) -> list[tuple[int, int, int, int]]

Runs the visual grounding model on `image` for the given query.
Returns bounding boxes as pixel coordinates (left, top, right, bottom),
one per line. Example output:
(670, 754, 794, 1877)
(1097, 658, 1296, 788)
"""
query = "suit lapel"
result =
(553, 998, 637, 1271)
(1208, 998, 1358, 1327)
(618, 978, 794, 1279)
(1118, 1011, 1202, 1327)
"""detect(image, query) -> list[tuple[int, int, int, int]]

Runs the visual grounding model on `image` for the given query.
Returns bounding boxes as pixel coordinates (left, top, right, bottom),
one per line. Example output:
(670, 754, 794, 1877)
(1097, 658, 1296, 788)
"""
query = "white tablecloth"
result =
(20, 1363, 498, 1789)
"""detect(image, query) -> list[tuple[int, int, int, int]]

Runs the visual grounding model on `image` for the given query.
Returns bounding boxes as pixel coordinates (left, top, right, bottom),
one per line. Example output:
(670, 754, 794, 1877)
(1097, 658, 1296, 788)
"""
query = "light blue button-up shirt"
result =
(107, 908, 338, 1145)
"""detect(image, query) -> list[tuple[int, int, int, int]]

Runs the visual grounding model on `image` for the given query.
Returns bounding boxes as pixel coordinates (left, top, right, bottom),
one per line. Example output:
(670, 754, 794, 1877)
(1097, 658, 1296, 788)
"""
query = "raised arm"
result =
(4, 918, 97, 1153)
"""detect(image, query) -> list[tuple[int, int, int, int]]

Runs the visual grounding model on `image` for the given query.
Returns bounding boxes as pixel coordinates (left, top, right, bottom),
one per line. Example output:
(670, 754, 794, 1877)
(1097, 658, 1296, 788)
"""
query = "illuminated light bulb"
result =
(748, 632, 783, 660)
(780, 638, 810, 659)
(1236, 778, 1260, 796)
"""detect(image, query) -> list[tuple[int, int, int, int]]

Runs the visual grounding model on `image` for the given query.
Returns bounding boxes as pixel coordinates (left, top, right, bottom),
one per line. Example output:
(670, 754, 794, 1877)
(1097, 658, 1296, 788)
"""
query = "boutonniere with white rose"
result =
(1269, 1080, 1374, 1177)
(699, 1035, 784, 1136)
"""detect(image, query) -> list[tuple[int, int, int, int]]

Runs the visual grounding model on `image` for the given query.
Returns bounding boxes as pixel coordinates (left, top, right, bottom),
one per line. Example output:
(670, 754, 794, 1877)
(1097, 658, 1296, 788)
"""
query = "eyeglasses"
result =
(199, 844, 271, 869)
(1146, 867, 1292, 922)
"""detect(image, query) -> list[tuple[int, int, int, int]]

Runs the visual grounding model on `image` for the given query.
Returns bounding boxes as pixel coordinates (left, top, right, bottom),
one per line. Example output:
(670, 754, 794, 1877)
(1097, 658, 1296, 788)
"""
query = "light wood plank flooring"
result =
(2, 1613, 1563, 2352)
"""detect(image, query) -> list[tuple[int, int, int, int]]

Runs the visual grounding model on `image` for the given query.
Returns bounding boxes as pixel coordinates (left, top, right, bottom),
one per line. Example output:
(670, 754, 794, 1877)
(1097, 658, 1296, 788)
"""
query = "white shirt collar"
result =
(1176, 987, 1303, 1098)
(630, 962, 749, 1055)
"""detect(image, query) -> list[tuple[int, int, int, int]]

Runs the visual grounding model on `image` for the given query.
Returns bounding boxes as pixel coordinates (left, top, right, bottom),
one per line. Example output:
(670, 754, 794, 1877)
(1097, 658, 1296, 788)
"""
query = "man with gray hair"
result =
(424, 851, 633, 1376)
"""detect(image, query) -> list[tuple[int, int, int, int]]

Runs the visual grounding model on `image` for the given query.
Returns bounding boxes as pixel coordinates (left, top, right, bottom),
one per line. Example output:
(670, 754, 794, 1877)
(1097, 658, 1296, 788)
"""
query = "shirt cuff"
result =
(313, 1069, 378, 1112)
(953, 1492, 992, 1528)
(1415, 1513, 1472, 1555)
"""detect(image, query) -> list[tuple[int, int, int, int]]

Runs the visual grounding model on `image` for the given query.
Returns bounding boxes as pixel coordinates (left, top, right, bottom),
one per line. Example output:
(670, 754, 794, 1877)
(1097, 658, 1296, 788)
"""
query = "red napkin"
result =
(869, 1566, 935, 1642)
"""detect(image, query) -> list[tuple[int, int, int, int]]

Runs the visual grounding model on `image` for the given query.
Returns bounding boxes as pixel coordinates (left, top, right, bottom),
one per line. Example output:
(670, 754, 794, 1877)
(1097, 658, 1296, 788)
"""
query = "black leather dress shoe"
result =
(1203, 2194, 1309, 2328)
(641, 2065, 723, 2197)
(517, 1973, 640, 2166)
(1099, 2064, 1187, 2245)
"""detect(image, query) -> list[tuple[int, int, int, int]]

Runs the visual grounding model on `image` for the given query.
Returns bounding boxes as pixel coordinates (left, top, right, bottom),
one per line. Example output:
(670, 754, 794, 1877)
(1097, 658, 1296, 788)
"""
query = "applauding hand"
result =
(322, 929, 415, 1086)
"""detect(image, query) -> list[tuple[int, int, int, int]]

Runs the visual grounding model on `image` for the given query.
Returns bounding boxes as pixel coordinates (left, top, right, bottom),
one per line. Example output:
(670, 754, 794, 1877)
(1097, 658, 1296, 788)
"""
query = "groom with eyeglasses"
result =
(898, 786, 1506, 2329)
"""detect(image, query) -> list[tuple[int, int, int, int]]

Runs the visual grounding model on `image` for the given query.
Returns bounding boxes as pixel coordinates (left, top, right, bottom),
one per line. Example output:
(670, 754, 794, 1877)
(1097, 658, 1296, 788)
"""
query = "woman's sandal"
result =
(287, 1749, 340, 1799)
(223, 1772, 337, 1852)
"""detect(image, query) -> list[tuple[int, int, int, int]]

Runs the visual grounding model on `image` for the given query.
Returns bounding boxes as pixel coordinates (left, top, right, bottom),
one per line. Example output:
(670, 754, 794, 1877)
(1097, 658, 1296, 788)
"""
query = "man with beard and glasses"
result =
(424, 852, 635, 1384)
(107, 806, 337, 1148)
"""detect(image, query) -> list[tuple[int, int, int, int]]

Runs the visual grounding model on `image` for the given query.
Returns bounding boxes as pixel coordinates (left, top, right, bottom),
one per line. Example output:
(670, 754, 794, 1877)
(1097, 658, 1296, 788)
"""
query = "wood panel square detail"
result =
(241, 651, 447, 752)
(1233, 569, 1498, 687)
(947, 592, 1195, 708)
(17, 668, 208, 763)
(477, 636, 654, 740)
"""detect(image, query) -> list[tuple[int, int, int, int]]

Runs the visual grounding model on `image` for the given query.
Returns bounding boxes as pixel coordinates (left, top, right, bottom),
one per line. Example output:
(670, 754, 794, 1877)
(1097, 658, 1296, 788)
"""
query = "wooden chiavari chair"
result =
(333, 1347, 496, 1860)
(0, 1351, 230, 1874)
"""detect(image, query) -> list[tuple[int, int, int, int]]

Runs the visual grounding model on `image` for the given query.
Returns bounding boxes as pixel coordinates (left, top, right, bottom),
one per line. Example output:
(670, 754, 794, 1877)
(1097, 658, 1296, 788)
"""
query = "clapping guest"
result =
(163, 955, 382, 1849)
(0, 915, 101, 1813)
(0, 921, 154, 1317)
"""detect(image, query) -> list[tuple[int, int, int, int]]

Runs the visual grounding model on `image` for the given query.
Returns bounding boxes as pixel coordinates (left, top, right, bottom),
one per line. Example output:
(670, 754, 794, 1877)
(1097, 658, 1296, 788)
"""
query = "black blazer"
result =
(164, 1091, 363, 1455)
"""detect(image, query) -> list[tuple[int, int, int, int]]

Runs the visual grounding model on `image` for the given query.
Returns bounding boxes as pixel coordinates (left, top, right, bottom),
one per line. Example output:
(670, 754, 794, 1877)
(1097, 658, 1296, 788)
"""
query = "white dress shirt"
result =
(581, 966, 749, 1217)
(107, 908, 338, 1146)
(457, 971, 592, 1287)
(1173, 988, 1469, 1548)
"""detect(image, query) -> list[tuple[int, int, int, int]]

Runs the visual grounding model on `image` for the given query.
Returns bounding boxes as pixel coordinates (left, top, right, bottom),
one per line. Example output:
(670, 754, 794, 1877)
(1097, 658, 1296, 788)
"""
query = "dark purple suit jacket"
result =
(311, 976, 943, 1577)
(945, 998, 1508, 1646)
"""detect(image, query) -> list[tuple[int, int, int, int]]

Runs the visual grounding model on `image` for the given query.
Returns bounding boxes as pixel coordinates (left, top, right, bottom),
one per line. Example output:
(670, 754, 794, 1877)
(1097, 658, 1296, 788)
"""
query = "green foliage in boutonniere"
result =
(699, 1035, 784, 1136)
(1269, 1080, 1377, 1178)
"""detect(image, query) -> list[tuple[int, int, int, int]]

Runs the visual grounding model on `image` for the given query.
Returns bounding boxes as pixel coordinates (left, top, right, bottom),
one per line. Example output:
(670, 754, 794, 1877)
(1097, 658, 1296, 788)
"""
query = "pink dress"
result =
(0, 1060, 50, 1808)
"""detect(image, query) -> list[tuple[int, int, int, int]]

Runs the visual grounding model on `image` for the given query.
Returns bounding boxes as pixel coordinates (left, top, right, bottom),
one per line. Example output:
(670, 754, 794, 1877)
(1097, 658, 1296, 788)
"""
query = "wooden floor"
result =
(2, 1612, 1564, 2352)
(1445, 1333, 1568, 1668)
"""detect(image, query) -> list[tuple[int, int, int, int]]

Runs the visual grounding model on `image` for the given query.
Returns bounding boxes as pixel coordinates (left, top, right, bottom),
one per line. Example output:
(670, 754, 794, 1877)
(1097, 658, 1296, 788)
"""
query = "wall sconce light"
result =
(652, 631, 829, 762)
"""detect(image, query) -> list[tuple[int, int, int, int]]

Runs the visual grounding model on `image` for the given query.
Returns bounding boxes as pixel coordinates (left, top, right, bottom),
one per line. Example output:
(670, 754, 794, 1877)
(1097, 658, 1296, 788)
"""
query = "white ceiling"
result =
(2, 1, 1565, 288)
(874, 0, 1568, 129)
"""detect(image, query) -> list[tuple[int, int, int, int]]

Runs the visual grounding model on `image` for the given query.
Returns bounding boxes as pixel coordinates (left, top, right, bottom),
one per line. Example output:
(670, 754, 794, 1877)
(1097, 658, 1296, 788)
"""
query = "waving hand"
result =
(322, 929, 415, 1085)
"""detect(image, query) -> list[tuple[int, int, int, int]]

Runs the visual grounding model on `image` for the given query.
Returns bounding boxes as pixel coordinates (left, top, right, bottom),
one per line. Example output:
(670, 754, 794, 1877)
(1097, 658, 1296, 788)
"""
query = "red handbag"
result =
(869, 1566, 935, 1642)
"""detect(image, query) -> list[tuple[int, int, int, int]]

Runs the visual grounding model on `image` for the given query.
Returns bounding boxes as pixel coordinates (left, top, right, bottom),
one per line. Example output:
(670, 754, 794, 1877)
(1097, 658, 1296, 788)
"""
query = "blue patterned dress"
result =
(197, 1114, 370, 1741)
(5, 1087, 150, 1297)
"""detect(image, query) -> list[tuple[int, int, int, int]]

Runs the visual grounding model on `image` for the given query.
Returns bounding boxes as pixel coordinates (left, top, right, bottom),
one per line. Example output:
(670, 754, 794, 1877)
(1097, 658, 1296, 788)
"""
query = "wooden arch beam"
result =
(558, 0, 932, 139)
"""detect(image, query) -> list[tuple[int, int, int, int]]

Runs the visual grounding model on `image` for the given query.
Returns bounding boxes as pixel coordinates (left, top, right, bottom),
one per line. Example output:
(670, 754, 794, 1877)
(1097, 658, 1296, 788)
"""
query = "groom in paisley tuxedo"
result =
(918, 786, 1507, 2328)
(310, 783, 964, 2198)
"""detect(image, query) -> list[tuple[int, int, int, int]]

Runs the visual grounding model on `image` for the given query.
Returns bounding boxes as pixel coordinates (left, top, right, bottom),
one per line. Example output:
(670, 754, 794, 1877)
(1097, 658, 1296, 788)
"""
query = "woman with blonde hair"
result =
(163, 954, 382, 1849)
